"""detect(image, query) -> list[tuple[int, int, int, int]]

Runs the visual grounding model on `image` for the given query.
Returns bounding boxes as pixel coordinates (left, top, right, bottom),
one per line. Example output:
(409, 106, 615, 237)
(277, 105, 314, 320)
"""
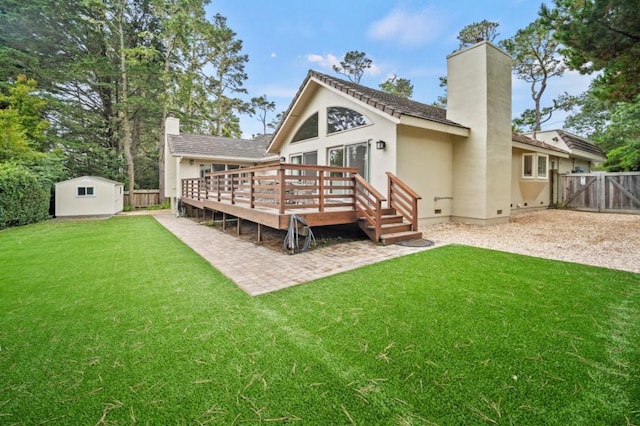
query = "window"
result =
(290, 151, 317, 176)
(200, 164, 212, 177)
(522, 153, 548, 179)
(327, 107, 371, 134)
(537, 155, 548, 179)
(328, 142, 369, 180)
(292, 112, 318, 142)
(522, 154, 534, 178)
(77, 186, 95, 197)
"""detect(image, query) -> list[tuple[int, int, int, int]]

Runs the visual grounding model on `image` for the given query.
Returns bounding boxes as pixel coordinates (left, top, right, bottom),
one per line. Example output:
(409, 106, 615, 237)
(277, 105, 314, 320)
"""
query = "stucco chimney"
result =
(165, 116, 180, 136)
(164, 116, 180, 201)
(446, 41, 512, 225)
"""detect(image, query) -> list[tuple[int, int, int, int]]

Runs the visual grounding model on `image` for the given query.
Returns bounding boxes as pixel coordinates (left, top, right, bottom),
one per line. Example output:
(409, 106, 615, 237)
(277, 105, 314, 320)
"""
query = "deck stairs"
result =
(358, 207, 423, 245)
(354, 173, 423, 246)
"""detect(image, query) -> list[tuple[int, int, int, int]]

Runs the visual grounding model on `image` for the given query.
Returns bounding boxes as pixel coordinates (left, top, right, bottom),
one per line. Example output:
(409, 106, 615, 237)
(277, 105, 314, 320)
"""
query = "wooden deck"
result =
(180, 164, 422, 244)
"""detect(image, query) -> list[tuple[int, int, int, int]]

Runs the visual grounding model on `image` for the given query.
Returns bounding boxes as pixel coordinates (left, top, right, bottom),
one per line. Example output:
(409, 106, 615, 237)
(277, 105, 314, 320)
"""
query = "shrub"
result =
(0, 163, 50, 229)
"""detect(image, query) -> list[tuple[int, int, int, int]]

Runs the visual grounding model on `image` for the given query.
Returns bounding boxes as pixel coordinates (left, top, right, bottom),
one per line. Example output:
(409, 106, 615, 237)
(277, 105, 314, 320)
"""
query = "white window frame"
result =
(77, 186, 95, 197)
(522, 154, 534, 179)
(537, 154, 548, 179)
(522, 153, 549, 180)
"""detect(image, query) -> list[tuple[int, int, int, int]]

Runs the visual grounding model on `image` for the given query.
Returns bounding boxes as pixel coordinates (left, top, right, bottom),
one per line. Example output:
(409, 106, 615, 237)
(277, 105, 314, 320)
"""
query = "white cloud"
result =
(306, 53, 341, 70)
(306, 52, 382, 79)
(367, 6, 447, 48)
(270, 52, 277, 58)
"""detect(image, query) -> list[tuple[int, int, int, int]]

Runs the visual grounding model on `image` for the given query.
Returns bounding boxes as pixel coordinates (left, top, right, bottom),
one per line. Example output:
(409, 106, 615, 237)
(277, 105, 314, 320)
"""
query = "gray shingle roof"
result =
(270, 70, 468, 141)
(557, 130, 606, 157)
(308, 70, 467, 128)
(168, 133, 275, 161)
(512, 132, 569, 154)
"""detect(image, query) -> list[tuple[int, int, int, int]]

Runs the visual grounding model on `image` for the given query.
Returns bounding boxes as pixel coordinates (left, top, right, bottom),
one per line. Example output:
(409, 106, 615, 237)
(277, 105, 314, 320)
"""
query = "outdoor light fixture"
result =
(280, 156, 286, 163)
(376, 140, 386, 150)
(189, 159, 194, 165)
(552, 137, 559, 142)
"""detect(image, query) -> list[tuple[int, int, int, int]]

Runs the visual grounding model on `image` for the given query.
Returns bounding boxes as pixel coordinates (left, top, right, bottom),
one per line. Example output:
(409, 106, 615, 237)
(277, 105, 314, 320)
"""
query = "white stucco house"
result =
(55, 176, 124, 217)
(164, 40, 606, 229)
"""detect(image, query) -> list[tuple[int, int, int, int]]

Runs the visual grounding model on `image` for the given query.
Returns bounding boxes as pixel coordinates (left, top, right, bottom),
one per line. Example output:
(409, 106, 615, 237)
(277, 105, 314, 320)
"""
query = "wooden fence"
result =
(124, 189, 160, 207)
(560, 172, 640, 214)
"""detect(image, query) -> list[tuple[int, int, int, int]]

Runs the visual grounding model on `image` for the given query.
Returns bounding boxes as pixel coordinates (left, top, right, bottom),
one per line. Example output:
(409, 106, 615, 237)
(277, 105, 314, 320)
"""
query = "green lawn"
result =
(0, 216, 638, 425)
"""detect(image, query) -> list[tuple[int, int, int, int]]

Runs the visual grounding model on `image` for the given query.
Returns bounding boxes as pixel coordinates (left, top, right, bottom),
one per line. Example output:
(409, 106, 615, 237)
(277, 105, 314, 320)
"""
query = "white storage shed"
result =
(55, 176, 124, 217)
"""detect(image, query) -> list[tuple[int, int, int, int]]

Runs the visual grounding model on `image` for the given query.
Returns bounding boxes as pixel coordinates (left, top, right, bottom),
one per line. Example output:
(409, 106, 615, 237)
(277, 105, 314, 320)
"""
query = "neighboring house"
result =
(55, 176, 124, 217)
(165, 40, 606, 226)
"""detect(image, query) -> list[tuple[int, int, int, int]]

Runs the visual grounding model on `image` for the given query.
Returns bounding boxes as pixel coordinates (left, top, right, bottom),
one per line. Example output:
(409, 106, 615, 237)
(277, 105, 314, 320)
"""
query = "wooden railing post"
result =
(205, 175, 209, 201)
(387, 173, 392, 209)
(230, 172, 235, 205)
(250, 171, 255, 208)
(319, 170, 325, 212)
(278, 166, 286, 214)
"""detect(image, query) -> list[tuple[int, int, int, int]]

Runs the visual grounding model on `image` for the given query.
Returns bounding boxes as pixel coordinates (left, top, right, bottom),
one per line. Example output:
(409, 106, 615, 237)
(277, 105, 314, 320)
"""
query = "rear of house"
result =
(55, 176, 124, 217)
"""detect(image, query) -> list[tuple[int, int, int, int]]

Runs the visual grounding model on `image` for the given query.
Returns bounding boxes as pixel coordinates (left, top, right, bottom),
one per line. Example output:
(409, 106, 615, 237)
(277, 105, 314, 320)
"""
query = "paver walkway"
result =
(153, 213, 442, 296)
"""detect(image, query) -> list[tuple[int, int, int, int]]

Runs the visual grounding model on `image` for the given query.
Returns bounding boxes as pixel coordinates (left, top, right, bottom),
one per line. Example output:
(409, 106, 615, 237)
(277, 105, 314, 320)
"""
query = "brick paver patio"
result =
(153, 213, 442, 296)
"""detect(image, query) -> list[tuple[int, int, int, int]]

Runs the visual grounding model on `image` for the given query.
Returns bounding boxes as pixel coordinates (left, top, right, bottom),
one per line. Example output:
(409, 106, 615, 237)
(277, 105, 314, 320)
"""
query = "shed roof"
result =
(57, 176, 123, 186)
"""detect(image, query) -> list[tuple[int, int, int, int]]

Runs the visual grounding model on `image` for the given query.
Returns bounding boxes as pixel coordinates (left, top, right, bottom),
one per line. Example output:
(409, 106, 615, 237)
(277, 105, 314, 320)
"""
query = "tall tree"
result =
(379, 75, 413, 99)
(332, 51, 372, 84)
(599, 96, 640, 171)
(541, 0, 640, 103)
(250, 95, 276, 136)
(205, 13, 249, 137)
(500, 18, 569, 138)
(457, 20, 500, 48)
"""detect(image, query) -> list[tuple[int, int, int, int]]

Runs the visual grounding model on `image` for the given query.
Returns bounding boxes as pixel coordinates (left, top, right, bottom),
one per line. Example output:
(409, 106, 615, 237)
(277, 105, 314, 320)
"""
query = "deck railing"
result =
(386, 172, 422, 231)
(181, 164, 359, 214)
(354, 174, 386, 241)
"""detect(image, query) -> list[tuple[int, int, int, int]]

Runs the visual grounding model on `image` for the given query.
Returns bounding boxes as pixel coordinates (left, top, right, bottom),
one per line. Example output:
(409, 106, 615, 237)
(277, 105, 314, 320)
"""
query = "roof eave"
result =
(512, 141, 570, 158)
(568, 149, 607, 162)
(399, 115, 469, 137)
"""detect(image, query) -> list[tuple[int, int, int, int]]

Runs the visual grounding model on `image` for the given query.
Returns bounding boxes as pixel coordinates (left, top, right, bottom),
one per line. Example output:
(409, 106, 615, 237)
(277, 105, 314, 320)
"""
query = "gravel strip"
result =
(422, 210, 640, 274)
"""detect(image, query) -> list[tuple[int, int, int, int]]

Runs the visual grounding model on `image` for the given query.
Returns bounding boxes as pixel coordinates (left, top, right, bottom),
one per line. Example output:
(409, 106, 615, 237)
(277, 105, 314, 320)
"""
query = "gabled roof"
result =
(308, 71, 467, 128)
(168, 133, 276, 162)
(57, 176, 123, 186)
(512, 132, 569, 155)
(269, 70, 468, 152)
(556, 130, 606, 158)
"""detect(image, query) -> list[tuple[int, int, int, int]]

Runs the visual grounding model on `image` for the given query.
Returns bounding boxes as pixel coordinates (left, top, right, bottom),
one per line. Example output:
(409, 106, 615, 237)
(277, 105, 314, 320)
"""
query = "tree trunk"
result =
(118, 3, 135, 208)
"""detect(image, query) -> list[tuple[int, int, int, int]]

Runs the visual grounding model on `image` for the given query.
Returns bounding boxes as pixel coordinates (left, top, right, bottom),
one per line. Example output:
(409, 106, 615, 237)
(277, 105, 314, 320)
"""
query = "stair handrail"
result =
(354, 174, 386, 242)
(386, 172, 421, 231)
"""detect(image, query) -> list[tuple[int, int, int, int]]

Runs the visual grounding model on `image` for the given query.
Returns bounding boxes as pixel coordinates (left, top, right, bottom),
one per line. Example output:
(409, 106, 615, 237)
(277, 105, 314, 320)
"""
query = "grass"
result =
(0, 216, 638, 425)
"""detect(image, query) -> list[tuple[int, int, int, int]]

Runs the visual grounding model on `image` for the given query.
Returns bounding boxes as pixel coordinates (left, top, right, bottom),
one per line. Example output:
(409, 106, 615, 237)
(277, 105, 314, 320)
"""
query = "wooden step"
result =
(369, 222, 412, 234)
(380, 207, 396, 216)
(380, 230, 424, 245)
(380, 214, 404, 224)
(359, 214, 404, 225)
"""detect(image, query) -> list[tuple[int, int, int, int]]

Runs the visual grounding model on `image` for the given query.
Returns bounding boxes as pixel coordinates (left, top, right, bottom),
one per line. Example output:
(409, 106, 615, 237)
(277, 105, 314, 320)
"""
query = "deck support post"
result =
(257, 223, 263, 242)
(222, 212, 227, 231)
(236, 217, 241, 235)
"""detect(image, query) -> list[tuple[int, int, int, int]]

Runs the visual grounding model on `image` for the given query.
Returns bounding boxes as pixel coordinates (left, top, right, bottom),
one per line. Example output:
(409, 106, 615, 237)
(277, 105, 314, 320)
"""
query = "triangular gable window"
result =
(292, 112, 318, 142)
(327, 107, 371, 134)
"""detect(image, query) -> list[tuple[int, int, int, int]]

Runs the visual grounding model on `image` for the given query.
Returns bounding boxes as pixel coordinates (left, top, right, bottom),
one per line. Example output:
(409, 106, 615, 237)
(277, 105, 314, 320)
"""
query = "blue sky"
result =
(209, 0, 593, 139)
